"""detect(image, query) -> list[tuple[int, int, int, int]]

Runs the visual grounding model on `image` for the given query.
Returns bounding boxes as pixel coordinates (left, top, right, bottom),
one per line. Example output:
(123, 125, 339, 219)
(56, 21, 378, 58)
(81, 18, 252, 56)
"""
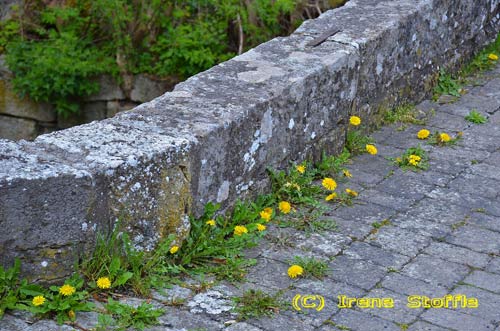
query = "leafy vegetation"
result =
(289, 256, 330, 279)
(233, 289, 285, 320)
(384, 104, 426, 130)
(465, 110, 487, 124)
(1, 0, 347, 117)
(392, 146, 429, 171)
(433, 33, 500, 100)
(97, 298, 163, 331)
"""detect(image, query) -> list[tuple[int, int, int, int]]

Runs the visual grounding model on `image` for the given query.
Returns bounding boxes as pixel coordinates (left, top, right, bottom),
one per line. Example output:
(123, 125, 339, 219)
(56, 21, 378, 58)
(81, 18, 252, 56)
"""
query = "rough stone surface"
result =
(3, 31, 500, 331)
(1, 0, 499, 285)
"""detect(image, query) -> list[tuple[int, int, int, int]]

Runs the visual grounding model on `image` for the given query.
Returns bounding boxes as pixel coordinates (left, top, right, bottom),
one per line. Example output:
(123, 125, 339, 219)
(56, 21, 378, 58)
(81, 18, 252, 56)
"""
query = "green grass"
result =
(289, 256, 330, 279)
(465, 110, 487, 124)
(233, 289, 285, 320)
(384, 104, 426, 128)
(433, 33, 500, 100)
(277, 205, 337, 234)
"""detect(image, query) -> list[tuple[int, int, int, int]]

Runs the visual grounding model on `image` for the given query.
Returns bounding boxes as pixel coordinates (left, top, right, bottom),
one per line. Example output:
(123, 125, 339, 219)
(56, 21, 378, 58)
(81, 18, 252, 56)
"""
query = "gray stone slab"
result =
(421, 308, 496, 331)
(446, 225, 500, 254)
(330, 309, 400, 331)
(328, 255, 387, 290)
(467, 163, 500, 181)
(401, 255, 470, 288)
(342, 241, 411, 269)
(426, 110, 470, 131)
(423, 241, 491, 268)
(364, 287, 421, 324)
(156, 307, 224, 330)
(427, 188, 500, 218)
(366, 226, 431, 257)
(357, 188, 417, 212)
(466, 212, 500, 232)
(452, 285, 500, 323)
(248, 313, 316, 331)
(407, 321, 451, 331)
(380, 273, 449, 298)
(463, 270, 500, 294)
(447, 173, 500, 200)
(375, 172, 436, 200)
(398, 198, 471, 226)
(245, 258, 295, 289)
(486, 257, 500, 275)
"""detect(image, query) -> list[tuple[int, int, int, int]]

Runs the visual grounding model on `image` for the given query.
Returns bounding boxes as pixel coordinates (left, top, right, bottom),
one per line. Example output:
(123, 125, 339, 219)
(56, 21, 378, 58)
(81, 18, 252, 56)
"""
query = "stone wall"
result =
(0, 59, 174, 140)
(0, 0, 499, 282)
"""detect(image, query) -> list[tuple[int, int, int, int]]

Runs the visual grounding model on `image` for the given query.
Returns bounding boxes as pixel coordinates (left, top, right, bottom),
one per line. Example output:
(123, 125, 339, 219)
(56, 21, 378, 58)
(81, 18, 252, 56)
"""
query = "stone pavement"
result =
(3, 72, 500, 331)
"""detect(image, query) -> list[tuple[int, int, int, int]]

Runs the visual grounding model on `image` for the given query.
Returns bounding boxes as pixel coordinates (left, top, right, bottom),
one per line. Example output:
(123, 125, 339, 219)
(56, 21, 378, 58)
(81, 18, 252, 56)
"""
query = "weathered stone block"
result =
(0, 80, 55, 122)
(0, 115, 37, 141)
(0, 0, 499, 279)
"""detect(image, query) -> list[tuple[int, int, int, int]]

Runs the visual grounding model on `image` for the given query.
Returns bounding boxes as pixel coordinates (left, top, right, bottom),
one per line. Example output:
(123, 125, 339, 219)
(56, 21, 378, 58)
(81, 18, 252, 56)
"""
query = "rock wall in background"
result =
(0, 0, 499, 282)
(0, 57, 174, 140)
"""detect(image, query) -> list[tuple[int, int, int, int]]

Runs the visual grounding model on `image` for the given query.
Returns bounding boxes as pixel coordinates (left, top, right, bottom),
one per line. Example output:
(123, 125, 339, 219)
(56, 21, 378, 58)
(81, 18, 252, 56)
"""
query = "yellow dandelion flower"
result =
(169, 245, 179, 254)
(417, 129, 430, 139)
(439, 133, 451, 142)
(257, 223, 266, 231)
(325, 193, 337, 201)
(97, 277, 111, 289)
(260, 209, 272, 222)
(206, 219, 216, 227)
(350, 116, 361, 126)
(396, 157, 402, 163)
(296, 165, 306, 174)
(366, 144, 378, 155)
(409, 155, 421, 162)
(32, 295, 45, 306)
(342, 169, 352, 178)
(234, 225, 248, 236)
(346, 188, 358, 197)
(279, 201, 292, 214)
(409, 159, 419, 166)
(322, 177, 337, 191)
(59, 284, 76, 296)
(488, 53, 498, 61)
(68, 310, 76, 320)
(287, 265, 304, 279)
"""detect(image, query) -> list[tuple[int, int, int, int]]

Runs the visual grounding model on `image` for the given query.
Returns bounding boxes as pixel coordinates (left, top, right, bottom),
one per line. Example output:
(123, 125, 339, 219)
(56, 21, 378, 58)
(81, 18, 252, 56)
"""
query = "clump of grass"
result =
(277, 205, 337, 234)
(384, 104, 426, 128)
(290, 256, 330, 279)
(465, 110, 487, 124)
(233, 289, 285, 320)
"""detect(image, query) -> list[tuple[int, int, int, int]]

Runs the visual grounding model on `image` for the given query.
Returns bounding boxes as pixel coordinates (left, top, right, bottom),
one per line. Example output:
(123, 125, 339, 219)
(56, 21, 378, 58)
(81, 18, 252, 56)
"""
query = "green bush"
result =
(2, 0, 347, 117)
(6, 33, 113, 116)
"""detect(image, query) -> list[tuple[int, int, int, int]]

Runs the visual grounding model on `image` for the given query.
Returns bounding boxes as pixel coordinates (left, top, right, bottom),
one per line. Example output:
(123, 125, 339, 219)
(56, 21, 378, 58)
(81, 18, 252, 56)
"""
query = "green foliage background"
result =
(0, 0, 346, 117)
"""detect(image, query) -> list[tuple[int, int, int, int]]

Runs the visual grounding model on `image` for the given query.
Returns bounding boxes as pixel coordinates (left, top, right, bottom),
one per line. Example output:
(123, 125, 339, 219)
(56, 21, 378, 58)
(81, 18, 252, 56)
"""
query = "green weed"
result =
(290, 256, 330, 279)
(384, 104, 425, 127)
(465, 110, 487, 124)
(233, 289, 285, 320)
(392, 146, 429, 171)
(97, 298, 163, 331)
(346, 131, 375, 156)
